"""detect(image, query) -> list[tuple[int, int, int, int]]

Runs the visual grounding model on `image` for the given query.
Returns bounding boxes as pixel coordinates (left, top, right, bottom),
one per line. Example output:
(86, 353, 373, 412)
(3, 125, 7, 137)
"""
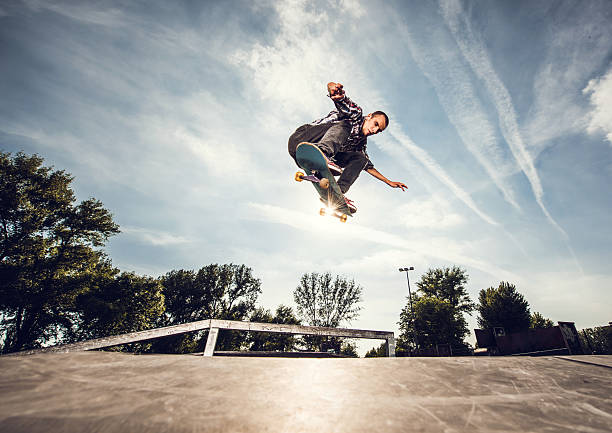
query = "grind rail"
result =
(7, 319, 395, 357)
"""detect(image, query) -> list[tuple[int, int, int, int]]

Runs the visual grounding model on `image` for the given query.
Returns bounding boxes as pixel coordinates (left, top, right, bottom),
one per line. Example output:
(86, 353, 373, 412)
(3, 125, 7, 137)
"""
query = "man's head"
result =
(362, 111, 389, 136)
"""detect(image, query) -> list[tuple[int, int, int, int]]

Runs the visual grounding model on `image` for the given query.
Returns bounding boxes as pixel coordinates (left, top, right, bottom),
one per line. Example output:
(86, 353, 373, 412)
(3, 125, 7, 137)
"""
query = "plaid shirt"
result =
(309, 93, 374, 170)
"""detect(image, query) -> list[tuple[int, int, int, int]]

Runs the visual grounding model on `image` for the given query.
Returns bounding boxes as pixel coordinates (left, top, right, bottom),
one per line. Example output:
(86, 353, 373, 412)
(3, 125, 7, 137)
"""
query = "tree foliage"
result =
(579, 325, 612, 355)
(71, 272, 165, 346)
(247, 305, 301, 352)
(530, 311, 554, 329)
(293, 272, 362, 328)
(477, 282, 531, 333)
(0, 152, 120, 353)
(150, 264, 262, 353)
(397, 267, 473, 355)
(416, 266, 475, 313)
(293, 272, 363, 352)
(365, 342, 387, 358)
(398, 295, 469, 352)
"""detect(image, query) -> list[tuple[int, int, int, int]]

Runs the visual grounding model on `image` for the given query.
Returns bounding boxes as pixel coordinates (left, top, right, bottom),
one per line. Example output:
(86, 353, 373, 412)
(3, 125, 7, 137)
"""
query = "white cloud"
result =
(525, 0, 612, 151)
(247, 201, 516, 280)
(121, 226, 190, 246)
(395, 197, 465, 229)
(584, 68, 612, 145)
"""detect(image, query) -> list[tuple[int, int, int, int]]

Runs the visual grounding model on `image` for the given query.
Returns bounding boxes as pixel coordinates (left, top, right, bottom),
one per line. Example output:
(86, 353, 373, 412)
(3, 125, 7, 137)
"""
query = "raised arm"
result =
(366, 167, 407, 191)
(327, 82, 363, 122)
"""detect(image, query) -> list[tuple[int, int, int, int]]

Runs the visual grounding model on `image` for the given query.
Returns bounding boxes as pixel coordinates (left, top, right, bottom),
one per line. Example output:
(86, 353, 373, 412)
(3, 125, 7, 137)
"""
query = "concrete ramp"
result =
(0, 353, 610, 432)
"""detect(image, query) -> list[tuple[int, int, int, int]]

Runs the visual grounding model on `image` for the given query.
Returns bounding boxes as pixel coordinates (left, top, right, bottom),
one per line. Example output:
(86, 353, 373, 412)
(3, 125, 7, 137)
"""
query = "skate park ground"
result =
(0, 352, 610, 432)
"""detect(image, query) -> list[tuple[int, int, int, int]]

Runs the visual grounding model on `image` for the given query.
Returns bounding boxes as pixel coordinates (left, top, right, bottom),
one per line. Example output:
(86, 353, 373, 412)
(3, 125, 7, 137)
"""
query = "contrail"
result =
(388, 126, 499, 226)
(439, 0, 582, 272)
(393, 9, 521, 211)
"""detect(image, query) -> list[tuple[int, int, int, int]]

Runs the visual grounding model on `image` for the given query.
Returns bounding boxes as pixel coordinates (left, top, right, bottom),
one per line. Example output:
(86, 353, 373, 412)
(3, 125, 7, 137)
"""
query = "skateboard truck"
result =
(295, 171, 329, 190)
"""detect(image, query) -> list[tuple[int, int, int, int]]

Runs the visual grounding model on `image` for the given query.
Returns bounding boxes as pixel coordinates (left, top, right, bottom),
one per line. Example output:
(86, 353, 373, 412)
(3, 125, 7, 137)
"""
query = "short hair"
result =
(371, 111, 389, 128)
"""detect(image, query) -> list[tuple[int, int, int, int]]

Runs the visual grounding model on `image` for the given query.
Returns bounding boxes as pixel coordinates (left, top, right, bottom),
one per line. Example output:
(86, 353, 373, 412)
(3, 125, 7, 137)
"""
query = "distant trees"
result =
(0, 152, 120, 353)
(247, 305, 301, 352)
(150, 264, 262, 354)
(293, 272, 363, 352)
(530, 312, 554, 329)
(294, 272, 362, 327)
(397, 267, 474, 355)
(365, 342, 387, 358)
(477, 282, 531, 333)
(580, 325, 612, 355)
(71, 272, 165, 345)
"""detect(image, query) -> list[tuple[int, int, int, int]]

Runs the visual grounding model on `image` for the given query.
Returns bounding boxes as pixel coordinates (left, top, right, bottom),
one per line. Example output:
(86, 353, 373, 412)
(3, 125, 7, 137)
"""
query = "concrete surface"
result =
(0, 352, 611, 432)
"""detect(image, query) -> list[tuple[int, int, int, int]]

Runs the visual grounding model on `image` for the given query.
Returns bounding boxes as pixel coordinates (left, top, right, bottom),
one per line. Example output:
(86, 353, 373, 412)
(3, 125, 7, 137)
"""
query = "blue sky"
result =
(1, 0, 611, 354)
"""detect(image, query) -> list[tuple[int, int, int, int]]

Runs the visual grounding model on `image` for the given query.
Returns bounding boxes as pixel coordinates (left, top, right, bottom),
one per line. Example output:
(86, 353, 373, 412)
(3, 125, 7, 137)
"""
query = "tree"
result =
(0, 152, 120, 353)
(339, 340, 359, 358)
(530, 311, 554, 329)
(293, 272, 363, 351)
(150, 264, 262, 353)
(247, 305, 301, 352)
(477, 282, 531, 333)
(397, 267, 474, 355)
(579, 326, 612, 355)
(71, 272, 165, 348)
(293, 272, 362, 327)
(365, 342, 387, 358)
(416, 266, 475, 313)
(398, 295, 469, 353)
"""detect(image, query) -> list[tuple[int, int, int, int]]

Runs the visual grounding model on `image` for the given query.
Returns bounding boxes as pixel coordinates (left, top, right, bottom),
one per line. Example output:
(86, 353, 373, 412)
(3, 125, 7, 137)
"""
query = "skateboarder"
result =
(288, 82, 407, 212)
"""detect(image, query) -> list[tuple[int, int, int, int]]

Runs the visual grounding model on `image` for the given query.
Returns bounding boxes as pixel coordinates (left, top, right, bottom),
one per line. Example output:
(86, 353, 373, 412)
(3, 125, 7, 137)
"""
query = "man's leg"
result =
(334, 151, 368, 194)
(316, 121, 351, 159)
(288, 123, 338, 166)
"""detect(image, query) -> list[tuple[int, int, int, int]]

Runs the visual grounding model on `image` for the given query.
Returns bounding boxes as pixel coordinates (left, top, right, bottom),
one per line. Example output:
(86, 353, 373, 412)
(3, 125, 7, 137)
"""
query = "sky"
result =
(1, 0, 611, 355)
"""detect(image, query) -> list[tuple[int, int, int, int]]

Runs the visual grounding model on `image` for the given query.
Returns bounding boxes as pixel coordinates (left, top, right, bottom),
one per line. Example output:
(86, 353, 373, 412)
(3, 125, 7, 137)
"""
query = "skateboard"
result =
(294, 142, 354, 222)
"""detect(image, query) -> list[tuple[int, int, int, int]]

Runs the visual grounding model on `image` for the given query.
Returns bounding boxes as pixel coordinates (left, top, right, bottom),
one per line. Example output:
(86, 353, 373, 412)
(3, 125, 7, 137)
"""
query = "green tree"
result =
(150, 264, 262, 353)
(365, 342, 387, 358)
(339, 340, 359, 358)
(398, 295, 469, 353)
(397, 267, 473, 355)
(294, 272, 362, 327)
(477, 282, 531, 333)
(293, 272, 363, 351)
(530, 311, 554, 329)
(0, 152, 120, 353)
(416, 266, 475, 313)
(247, 305, 301, 352)
(579, 326, 612, 355)
(71, 272, 165, 347)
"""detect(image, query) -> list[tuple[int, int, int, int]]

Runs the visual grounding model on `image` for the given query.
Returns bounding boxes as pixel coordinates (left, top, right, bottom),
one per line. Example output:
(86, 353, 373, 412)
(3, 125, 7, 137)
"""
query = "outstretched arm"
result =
(366, 168, 407, 191)
(326, 82, 362, 122)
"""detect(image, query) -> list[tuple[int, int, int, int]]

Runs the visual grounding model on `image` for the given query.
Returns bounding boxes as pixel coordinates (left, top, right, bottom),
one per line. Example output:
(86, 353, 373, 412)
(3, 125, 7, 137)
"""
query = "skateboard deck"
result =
(294, 142, 353, 222)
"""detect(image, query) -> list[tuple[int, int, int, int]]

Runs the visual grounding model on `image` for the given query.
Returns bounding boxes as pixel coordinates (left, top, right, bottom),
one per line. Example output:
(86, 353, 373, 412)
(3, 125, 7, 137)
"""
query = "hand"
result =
(388, 181, 407, 191)
(327, 82, 344, 100)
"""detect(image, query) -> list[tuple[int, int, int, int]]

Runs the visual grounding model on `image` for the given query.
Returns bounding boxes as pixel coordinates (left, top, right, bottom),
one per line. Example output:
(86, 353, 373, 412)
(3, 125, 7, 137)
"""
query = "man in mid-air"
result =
(288, 82, 407, 212)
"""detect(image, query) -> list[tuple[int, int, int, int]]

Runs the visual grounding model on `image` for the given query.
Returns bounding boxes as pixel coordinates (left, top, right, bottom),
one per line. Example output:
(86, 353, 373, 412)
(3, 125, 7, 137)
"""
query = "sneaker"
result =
(327, 160, 343, 176)
(344, 196, 357, 213)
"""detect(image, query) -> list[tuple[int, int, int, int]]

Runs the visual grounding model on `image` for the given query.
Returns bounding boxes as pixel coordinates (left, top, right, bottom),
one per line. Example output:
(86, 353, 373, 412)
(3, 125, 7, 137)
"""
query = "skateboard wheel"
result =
(339, 214, 348, 223)
(295, 171, 305, 182)
(320, 208, 326, 216)
(319, 178, 330, 189)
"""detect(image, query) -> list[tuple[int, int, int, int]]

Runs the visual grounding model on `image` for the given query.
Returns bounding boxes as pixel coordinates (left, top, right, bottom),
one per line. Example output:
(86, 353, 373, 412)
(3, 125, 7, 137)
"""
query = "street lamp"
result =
(399, 267, 419, 352)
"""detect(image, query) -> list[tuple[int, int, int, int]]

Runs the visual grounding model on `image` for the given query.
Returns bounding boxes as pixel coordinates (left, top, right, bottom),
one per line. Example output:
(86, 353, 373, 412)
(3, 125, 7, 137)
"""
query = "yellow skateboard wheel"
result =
(295, 171, 305, 182)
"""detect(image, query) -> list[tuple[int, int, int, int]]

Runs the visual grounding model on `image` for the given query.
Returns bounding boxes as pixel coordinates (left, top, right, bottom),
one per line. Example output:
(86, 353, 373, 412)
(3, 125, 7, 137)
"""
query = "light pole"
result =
(399, 267, 419, 353)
